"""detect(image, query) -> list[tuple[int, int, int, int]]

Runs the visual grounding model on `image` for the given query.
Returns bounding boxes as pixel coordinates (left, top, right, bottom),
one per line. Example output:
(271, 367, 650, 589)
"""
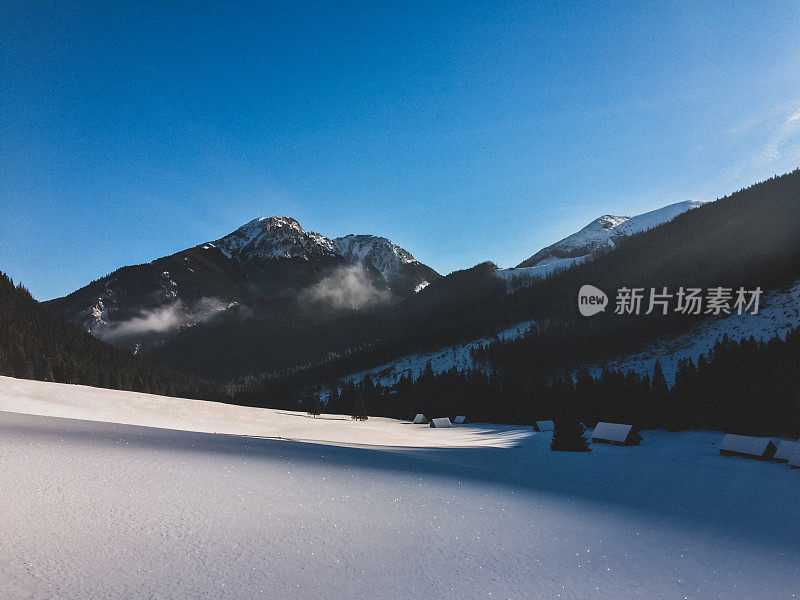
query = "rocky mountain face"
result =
(45, 217, 440, 343)
(332, 234, 438, 295)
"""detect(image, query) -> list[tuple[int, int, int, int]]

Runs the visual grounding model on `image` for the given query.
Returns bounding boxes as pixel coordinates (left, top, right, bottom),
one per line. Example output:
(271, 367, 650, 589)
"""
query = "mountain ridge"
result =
(45, 217, 441, 342)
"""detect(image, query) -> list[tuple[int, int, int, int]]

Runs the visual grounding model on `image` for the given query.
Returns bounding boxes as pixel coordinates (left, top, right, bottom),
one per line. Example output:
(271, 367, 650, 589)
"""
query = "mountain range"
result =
(41, 170, 800, 387)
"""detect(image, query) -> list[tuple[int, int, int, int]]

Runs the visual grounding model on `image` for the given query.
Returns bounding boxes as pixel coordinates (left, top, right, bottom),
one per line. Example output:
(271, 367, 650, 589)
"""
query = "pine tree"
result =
(551, 415, 590, 452)
(303, 391, 322, 416)
(350, 388, 368, 421)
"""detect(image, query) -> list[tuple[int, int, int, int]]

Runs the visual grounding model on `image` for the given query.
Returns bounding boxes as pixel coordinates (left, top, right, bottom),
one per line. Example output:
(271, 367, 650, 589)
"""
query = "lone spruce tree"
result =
(551, 413, 590, 452)
(350, 389, 368, 421)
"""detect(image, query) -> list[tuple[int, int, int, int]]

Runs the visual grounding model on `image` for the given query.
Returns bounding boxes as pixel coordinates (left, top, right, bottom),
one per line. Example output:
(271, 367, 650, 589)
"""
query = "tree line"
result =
(0, 271, 223, 400)
(243, 327, 800, 439)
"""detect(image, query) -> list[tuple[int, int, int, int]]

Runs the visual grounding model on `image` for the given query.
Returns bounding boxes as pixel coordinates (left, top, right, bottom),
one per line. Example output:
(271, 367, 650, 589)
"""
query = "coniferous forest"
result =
(0, 271, 221, 400)
(239, 328, 800, 438)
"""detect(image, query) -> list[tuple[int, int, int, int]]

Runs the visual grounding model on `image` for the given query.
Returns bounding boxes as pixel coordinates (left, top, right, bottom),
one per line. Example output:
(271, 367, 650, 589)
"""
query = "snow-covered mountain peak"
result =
(517, 200, 705, 269)
(202, 218, 440, 295)
(334, 234, 418, 277)
(496, 200, 706, 292)
(212, 216, 336, 261)
(332, 234, 438, 294)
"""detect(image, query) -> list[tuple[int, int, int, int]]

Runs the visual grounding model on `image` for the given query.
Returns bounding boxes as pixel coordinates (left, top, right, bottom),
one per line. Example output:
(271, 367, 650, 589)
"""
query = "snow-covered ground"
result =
(0, 376, 529, 449)
(495, 255, 591, 293)
(2, 377, 799, 599)
(343, 320, 534, 387)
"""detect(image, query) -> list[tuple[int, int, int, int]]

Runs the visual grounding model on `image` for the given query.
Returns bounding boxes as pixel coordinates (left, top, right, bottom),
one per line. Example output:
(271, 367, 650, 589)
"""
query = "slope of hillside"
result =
(0, 271, 216, 399)
(342, 320, 535, 387)
(0, 375, 529, 448)
(343, 278, 800, 388)
(590, 279, 800, 383)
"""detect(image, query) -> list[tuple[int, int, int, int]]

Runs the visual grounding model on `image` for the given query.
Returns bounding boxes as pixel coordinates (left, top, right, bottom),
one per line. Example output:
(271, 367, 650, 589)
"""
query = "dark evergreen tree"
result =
(350, 387, 368, 421)
(551, 416, 590, 452)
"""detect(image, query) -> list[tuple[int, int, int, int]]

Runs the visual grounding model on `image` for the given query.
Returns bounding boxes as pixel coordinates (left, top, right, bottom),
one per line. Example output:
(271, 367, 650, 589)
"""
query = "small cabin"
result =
(453, 416, 467, 424)
(790, 443, 800, 470)
(718, 434, 777, 460)
(774, 440, 799, 463)
(532, 420, 554, 432)
(430, 417, 452, 428)
(412, 414, 426, 424)
(592, 422, 642, 446)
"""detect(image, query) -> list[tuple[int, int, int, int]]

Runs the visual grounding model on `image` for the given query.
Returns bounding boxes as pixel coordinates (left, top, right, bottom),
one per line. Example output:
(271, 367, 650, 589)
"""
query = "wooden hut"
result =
(774, 440, 799, 463)
(718, 434, 777, 460)
(790, 443, 800, 470)
(591, 422, 642, 446)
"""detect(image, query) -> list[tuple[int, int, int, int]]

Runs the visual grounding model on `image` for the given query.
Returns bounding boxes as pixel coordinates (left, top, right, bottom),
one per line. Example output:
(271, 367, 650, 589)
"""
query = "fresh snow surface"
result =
(343, 320, 534, 387)
(791, 444, 800, 468)
(612, 200, 705, 237)
(0, 376, 529, 450)
(1, 380, 798, 599)
(590, 280, 800, 384)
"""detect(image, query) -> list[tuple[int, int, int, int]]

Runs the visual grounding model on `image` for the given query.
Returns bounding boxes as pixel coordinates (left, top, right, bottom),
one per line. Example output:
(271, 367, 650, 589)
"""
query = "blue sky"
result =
(2, 1, 800, 300)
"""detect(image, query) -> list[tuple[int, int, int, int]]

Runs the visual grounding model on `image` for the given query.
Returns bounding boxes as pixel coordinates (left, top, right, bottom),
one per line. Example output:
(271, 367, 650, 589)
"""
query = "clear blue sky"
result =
(2, 1, 799, 300)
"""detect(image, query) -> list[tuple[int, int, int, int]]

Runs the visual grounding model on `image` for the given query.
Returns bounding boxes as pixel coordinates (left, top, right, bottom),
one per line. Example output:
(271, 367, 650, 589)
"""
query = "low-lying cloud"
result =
(299, 266, 392, 310)
(99, 297, 232, 340)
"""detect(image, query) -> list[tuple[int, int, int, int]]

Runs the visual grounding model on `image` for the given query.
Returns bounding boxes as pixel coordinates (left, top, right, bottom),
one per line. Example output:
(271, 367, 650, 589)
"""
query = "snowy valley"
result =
(2, 376, 798, 599)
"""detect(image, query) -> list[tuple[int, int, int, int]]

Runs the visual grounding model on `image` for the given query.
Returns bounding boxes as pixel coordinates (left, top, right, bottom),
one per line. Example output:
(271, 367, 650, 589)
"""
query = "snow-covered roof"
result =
(790, 443, 800, 468)
(592, 422, 638, 443)
(534, 420, 554, 431)
(412, 414, 426, 424)
(454, 416, 466, 424)
(774, 440, 799, 462)
(430, 417, 452, 428)
(719, 434, 776, 457)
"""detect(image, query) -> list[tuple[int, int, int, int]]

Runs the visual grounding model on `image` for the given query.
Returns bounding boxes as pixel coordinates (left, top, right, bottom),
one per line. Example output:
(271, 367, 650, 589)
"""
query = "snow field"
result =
(1, 377, 799, 599)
